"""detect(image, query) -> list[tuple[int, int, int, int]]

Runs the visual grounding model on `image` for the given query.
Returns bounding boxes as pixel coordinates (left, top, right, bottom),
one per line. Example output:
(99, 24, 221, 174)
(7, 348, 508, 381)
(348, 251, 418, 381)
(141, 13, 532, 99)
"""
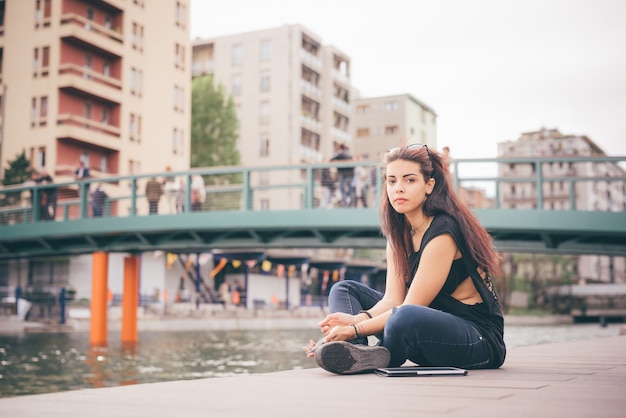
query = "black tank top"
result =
(406, 213, 506, 368)
(408, 255, 469, 295)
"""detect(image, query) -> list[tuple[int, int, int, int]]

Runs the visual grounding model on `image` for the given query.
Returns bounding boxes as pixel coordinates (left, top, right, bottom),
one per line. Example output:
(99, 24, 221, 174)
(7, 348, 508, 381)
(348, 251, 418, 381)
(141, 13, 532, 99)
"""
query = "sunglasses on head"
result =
(387, 143, 432, 161)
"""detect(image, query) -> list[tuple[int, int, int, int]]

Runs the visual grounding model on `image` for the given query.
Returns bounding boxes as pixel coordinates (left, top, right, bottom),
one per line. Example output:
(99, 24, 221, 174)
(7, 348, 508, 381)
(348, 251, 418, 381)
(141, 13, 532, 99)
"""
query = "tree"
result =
(190, 75, 241, 210)
(191, 75, 240, 168)
(0, 151, 33, 223)
(2, 150, 32, 187)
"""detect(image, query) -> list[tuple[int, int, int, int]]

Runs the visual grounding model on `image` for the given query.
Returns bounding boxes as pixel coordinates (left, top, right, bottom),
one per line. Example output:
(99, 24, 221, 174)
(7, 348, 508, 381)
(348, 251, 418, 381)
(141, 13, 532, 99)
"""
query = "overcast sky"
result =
(189, 0, 626, 159)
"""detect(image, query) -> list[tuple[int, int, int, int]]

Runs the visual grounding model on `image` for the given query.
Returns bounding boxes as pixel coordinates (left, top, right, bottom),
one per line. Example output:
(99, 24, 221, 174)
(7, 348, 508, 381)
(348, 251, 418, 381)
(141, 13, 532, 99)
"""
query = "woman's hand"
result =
(324, 325, 356, 343)
(318, 312, 359, 335)
(302, 324, 356, 357)
(302, 339, 319, 358)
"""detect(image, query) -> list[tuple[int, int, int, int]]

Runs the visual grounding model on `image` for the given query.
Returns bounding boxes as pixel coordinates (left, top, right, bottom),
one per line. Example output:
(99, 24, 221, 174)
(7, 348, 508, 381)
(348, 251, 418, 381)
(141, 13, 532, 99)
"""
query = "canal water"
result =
(0, 323, 622, 398)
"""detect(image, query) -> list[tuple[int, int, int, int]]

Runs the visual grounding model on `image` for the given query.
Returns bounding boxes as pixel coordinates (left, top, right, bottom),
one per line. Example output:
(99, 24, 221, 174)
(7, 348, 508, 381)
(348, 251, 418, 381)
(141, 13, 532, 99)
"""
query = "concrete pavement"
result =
(0, 334, 624, 417)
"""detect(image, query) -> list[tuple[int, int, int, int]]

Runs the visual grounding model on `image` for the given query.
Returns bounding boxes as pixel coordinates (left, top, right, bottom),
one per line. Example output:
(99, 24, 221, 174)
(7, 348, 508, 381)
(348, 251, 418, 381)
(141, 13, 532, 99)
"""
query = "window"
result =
(80, 152, 90, 168)
(356, 128, 370, 138)
(173, 85, 184, 111)
(260, 71, 270, 92)
(101, 106, 110, 124)
(84, 54, 93, 79)
(259, 171, 269, 185)
(356, 105, 370, 114)
(83, 101, 92, 120)
(260, 134, 270, 157)
(41, 46, 49, 75)
(232, 44, 243, 66)
(175, 1, 187, 27)
(99, 156, 107, 173)
(260, 199, 269, 211)
(172, 128, 179, 154)
(37, 147, 46, 168)
(232, 74, 242, 96)
(40, 96, 48, 118)
(384, 101, 399, 111)
(384, 125, 398, 135)
(175, 43, 185, 69)
(85, 8, 94, 30)
(43, 0, 51, 20)
(260, 102, 270, 125)
(132, 23, 144, 51)
(31, 98, 37, 124)
(33, 48, 39, 74)
(137, 115, 142, 141)
(104, 15, 112, 29)
(103, 61, 111, 77)
(35, 0, 42, 22)
(260, 40, 271, 62)
(130, 68, 143, 95)
(129, 113, 136, 139)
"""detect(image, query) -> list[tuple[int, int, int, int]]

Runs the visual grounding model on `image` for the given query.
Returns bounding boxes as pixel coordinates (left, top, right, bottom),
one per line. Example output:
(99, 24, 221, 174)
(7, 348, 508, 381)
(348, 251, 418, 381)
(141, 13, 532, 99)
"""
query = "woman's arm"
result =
(403, 234, 457, 306)
(319, 242, 406, 341)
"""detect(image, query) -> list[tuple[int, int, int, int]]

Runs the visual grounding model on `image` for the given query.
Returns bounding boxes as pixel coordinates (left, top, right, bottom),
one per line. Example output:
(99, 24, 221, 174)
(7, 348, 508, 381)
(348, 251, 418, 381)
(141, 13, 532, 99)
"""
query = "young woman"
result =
(305, 144, 506, 374)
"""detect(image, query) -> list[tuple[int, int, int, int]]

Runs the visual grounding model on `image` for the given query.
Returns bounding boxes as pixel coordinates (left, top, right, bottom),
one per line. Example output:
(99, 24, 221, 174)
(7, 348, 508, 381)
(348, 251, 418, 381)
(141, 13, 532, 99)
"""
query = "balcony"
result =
(60, 13, 123, 58)
(58, 64, 122, 104)
(332, 97, 351, 115)
(332, 127, 351, 144)
(300, 115, 322, 133)
(332, 69, 350, 86)
(96, 0, 125, 10)
(192, 60, 215, 77)
(300, 49, 322, 70)
(56, 113, 121, 147)
(300, 80, 322, 101)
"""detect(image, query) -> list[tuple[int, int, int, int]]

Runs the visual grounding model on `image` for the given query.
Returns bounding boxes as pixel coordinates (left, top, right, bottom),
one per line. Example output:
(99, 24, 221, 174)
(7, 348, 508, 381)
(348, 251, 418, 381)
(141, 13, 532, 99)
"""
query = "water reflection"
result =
(0, 324, 621, 398)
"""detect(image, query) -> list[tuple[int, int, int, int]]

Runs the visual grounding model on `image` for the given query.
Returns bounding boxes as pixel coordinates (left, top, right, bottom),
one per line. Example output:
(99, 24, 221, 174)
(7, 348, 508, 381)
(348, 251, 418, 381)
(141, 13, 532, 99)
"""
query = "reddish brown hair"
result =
(379, 146, 502, 284)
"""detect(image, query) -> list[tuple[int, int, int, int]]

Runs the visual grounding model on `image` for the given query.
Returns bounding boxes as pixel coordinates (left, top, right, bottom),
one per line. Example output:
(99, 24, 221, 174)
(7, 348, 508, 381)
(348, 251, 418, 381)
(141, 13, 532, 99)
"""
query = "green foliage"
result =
(191, 75, 242, 210)
(191, 75, 240, 171)
(2, 150, 32, 187)
(1, 151, 33, 210)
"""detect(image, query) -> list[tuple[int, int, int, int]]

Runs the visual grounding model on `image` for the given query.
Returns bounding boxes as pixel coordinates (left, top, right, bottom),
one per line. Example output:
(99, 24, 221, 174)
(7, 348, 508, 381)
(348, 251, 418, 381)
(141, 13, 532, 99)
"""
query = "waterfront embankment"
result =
(0, 333, 624, 417)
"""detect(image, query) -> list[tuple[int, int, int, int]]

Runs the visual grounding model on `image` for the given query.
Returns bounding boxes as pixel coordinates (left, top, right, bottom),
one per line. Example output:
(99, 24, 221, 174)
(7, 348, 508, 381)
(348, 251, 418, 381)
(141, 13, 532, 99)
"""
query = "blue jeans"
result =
(328, 280, 492, 369)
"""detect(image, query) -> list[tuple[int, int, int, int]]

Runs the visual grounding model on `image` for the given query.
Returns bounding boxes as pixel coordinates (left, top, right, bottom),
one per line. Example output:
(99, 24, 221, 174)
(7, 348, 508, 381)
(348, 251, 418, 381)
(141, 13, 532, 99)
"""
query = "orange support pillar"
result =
(121, 255, 139, 344)
(90, 251, 109, 346)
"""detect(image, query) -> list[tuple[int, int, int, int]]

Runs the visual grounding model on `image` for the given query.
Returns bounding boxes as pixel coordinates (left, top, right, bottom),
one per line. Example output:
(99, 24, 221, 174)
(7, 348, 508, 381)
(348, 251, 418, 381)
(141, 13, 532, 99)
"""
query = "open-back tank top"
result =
(405, 213, 506, 368)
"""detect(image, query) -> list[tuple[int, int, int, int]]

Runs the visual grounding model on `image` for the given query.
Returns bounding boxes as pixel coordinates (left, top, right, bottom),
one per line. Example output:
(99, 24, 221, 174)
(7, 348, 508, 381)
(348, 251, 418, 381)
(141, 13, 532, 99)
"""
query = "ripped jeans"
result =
(328, 280, 492, 369)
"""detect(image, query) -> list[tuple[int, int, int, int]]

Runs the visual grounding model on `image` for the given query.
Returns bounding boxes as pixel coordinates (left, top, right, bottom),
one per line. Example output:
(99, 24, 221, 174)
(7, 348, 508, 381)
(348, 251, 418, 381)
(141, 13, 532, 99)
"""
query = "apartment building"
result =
(191, 24, 352, 210)
(0, 0, 191, 209)
(497, 127, 626, 283)
(351, 94, 437, 161)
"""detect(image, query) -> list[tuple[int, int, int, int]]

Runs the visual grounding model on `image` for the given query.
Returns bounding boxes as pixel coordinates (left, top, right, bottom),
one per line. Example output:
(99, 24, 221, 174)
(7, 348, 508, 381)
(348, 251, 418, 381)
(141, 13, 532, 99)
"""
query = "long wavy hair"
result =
(379, 145, 502, 284)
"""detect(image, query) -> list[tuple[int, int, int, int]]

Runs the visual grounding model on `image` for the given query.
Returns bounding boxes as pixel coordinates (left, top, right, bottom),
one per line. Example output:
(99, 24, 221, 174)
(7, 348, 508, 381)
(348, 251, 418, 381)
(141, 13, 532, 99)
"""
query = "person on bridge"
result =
(145, 177, 163, 215)
(330, 143, 354, 207)
(90, 184, 108, 217)
(305, 144, 506, 374)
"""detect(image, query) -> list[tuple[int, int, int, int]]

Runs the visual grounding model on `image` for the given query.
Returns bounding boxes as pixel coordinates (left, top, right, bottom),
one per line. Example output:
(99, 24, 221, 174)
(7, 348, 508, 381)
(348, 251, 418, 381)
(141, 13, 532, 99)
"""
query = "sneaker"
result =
(314, 341, 390, 375)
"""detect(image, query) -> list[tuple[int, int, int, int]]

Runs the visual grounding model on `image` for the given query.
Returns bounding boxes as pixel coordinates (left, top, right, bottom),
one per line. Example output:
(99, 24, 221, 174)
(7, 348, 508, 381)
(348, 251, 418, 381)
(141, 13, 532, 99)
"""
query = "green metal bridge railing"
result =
(0, 155, 625, 259)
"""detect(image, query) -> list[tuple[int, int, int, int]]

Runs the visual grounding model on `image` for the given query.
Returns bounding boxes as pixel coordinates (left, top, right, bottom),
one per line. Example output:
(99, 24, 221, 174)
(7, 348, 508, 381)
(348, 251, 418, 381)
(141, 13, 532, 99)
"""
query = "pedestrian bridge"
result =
(1, 156, 625, 260)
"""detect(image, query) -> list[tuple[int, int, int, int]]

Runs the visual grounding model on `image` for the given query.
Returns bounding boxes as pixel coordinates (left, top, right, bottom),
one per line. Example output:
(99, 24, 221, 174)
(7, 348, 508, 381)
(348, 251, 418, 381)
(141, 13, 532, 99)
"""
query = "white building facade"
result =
(498, 128, 626, 283)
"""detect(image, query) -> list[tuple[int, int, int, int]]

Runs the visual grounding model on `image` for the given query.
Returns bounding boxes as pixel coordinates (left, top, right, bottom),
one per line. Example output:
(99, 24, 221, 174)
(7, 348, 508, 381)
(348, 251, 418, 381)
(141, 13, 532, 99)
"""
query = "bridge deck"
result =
(2, 157, 626, 259)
